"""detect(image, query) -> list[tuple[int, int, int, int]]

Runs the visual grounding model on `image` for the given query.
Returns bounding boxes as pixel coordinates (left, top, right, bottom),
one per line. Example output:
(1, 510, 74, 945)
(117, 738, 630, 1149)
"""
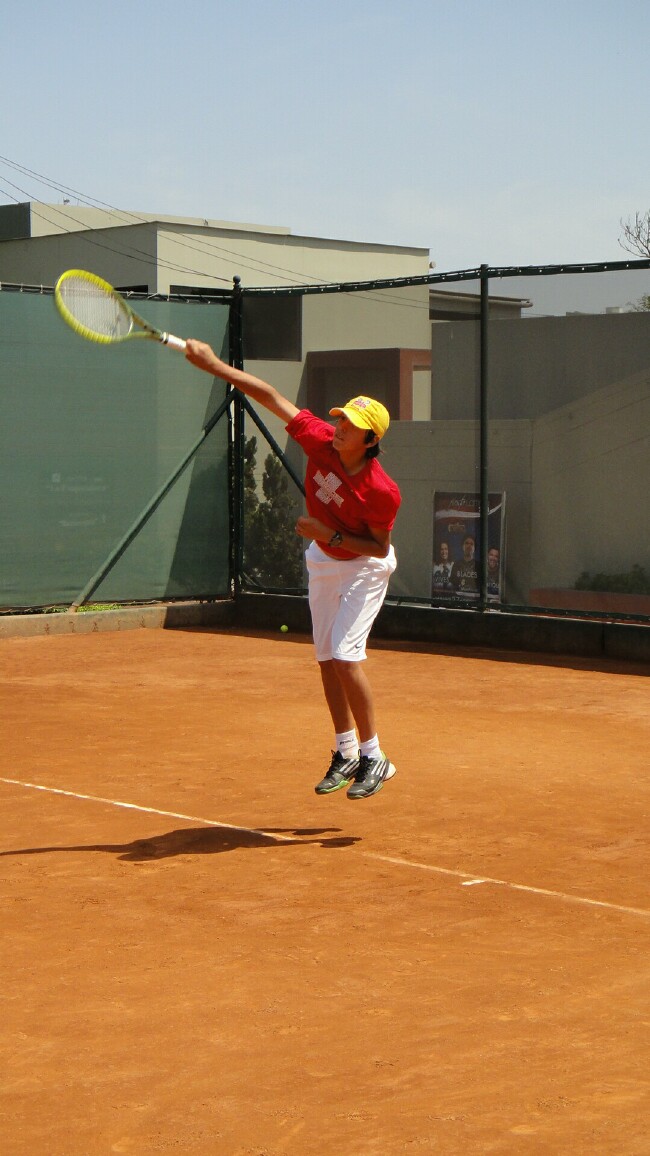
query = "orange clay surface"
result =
(1, 625, 649, 1156)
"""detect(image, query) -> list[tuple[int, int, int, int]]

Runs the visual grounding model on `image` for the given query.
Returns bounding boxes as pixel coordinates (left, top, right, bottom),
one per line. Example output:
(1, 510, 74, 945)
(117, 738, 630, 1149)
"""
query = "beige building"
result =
(0, 201, 431, 294)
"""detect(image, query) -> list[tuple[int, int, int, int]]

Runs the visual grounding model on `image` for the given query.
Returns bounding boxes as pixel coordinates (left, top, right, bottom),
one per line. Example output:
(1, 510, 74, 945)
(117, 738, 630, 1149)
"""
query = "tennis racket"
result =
(54, 269, 186, 351)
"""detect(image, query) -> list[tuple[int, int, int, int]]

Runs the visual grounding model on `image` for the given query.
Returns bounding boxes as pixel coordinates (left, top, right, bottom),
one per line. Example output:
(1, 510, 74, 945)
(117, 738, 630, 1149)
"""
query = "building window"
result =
(242, 294, 302, 361)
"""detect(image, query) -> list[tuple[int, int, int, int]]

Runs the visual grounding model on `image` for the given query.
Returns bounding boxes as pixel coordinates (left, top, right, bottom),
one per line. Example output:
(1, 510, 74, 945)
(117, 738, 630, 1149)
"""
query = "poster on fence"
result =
(432, 492, 506, 601)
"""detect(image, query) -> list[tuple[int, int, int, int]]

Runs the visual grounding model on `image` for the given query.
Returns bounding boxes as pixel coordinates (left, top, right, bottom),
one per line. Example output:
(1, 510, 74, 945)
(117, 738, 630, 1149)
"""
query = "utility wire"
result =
(0, 154, 434, 307)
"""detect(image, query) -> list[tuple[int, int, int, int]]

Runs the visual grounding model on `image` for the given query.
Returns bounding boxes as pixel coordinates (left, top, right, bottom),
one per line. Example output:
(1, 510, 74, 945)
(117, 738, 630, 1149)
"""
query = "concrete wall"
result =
(386, 366, 650, 604)
(2, 594, 649, 664)
(431, 312, 650, 420)
(530, 367, 650, 588)
(386, 420, 533, 602)
(302, 283, 429, 353)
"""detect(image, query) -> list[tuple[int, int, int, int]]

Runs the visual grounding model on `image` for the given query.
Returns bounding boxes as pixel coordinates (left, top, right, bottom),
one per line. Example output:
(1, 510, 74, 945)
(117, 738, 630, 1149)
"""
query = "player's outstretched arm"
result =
(185, 339, 299, 424)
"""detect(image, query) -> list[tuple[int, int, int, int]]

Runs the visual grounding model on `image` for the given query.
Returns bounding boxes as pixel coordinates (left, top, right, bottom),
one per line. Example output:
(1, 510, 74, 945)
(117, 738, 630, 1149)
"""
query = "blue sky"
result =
(1, 0, 649, 274)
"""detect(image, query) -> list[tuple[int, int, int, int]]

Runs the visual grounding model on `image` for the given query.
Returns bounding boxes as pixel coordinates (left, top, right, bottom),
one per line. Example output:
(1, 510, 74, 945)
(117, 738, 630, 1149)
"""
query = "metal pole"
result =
(228, 277, 245, 596)
(479, 264, 489, 609)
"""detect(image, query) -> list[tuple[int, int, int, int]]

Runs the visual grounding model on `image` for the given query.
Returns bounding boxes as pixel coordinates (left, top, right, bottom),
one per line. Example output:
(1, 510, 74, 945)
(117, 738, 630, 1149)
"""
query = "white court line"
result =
(0, 777, 276, 838)
(2, 776, 650, 921)
(362, 852, 650, 919)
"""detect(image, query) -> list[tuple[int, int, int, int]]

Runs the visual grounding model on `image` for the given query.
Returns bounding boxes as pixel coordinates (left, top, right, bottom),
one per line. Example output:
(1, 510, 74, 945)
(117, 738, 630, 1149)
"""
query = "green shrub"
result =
(575, 564, 650, 594)
(243, 437, 304, 589)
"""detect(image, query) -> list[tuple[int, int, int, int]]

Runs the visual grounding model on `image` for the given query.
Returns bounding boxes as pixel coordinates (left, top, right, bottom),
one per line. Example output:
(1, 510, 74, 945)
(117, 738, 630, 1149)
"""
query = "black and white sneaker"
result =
(315, 751, 360, 795)
(347, 752, 396, 799)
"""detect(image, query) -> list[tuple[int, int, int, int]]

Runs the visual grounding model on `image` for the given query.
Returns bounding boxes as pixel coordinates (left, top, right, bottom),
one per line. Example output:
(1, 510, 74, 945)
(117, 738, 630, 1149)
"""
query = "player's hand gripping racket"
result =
(54, 269, 186, 351)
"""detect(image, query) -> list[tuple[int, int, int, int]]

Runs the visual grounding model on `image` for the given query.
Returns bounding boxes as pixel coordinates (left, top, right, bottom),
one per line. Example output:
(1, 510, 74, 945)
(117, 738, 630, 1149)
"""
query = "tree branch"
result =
(618, 210, 650, 257)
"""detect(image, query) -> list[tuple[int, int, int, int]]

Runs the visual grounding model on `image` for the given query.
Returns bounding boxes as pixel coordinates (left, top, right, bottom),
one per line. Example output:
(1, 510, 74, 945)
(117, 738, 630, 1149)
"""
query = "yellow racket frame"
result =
(54, 269, 186, 350)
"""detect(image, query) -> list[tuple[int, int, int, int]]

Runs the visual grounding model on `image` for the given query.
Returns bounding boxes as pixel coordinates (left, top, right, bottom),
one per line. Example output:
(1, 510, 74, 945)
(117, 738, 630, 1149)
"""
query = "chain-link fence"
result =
(2, 258, 649, 622)
(236, 259, 650, 622)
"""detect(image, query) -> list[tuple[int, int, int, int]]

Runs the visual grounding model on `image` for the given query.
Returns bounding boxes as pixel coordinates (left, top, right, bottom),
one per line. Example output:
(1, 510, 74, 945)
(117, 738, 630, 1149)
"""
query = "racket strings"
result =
(59, 277, 132, 339)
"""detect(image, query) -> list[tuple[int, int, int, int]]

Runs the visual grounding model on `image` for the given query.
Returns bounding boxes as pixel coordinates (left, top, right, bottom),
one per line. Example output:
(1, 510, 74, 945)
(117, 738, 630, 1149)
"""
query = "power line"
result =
(0, 179, 228, 282)
(0, 154, 433, 306)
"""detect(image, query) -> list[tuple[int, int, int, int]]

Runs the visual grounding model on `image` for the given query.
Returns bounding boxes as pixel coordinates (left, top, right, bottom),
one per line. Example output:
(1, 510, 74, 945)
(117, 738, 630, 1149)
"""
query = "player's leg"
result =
(329, 658, 376, 743)
(318, 659, 355, 733)
(313, 659, 360, 794)
(306, 543, 360, 794)
(330, 550, 398, 799)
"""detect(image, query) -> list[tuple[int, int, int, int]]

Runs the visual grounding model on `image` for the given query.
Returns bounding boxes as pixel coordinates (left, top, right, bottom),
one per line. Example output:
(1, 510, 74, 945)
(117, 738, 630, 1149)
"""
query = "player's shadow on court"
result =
(0, 826, 360, 862)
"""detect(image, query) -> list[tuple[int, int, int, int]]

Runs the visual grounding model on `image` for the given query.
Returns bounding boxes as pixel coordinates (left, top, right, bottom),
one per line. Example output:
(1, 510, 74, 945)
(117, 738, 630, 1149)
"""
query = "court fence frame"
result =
(2, 258, 650, 663)
(229, 258, 650, 626)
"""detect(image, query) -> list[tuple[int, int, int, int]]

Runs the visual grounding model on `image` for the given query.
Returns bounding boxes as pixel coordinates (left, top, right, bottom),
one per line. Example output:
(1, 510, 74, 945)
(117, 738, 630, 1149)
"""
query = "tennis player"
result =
(184, 340, 401, 800)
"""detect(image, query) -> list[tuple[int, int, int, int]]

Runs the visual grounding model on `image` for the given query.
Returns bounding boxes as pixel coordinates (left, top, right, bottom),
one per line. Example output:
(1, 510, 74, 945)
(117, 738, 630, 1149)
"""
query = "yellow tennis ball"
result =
(280, 624, 289, 633)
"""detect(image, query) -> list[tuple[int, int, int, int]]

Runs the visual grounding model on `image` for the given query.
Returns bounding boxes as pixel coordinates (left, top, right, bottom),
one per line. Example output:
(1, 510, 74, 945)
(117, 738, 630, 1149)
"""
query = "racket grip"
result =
(162, 333, 187, 351)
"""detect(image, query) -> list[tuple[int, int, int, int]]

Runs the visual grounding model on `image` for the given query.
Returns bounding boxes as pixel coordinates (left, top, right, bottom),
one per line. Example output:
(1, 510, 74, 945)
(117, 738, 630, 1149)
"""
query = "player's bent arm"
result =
(185, 339, 299, 425)
(296, 518, 391, 558)
(342, 525, 392, 558)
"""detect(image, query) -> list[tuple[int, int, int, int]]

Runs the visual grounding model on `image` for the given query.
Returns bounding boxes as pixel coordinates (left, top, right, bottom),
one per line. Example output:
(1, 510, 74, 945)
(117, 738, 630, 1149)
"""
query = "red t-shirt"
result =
(286, 410, 401, 559)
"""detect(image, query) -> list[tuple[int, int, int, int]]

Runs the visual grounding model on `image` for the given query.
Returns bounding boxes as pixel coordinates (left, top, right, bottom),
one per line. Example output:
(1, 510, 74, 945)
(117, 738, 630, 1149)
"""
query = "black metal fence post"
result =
(228, 276, 245, 597)
(479, 264, 490, 610)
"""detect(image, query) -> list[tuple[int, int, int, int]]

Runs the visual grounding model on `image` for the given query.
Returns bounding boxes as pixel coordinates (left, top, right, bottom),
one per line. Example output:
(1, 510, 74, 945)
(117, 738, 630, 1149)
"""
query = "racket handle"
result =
(162, 333, 187, 351)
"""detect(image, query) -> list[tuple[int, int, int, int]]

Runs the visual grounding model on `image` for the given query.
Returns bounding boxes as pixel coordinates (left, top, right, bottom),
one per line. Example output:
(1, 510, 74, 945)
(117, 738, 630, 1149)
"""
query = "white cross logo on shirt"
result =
(314, 470, 344, 507)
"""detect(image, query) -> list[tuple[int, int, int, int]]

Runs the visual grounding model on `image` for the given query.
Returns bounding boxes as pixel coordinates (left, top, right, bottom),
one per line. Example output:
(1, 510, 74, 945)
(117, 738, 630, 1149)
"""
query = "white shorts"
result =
(305, 540, 397, 663)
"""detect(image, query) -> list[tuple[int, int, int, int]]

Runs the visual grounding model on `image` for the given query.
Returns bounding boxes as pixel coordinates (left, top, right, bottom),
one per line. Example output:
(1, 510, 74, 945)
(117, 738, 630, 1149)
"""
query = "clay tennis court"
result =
(1, 624, 649, 1155)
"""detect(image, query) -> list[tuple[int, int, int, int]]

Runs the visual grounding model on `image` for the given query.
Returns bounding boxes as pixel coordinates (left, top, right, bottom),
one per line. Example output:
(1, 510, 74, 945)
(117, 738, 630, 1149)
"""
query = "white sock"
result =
(336, 729, 358, 759)
(360, 735, 381, 760)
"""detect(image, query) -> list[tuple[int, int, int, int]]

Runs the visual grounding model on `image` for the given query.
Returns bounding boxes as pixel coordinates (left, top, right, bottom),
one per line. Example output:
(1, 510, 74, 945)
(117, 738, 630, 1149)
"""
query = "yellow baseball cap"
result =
(329, 395, 390, 439)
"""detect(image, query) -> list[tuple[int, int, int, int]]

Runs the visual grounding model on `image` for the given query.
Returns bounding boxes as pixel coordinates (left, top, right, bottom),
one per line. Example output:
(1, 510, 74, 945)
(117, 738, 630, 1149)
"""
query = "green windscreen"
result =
(0, 291, 231, 609)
